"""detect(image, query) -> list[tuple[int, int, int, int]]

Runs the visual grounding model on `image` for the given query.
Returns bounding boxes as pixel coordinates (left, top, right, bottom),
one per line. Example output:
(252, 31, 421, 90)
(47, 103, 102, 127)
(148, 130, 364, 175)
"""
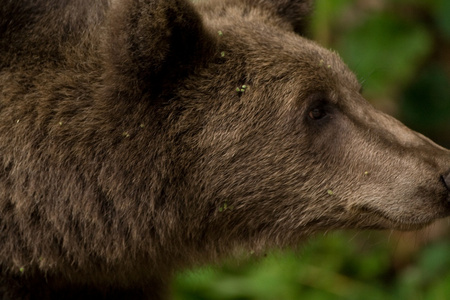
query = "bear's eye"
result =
(308, 107, 327, 120)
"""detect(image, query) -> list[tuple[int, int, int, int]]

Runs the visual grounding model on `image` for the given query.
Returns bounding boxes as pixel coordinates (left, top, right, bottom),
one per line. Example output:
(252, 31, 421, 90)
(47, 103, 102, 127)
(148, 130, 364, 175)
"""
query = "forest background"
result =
(173, 0, 450, 298)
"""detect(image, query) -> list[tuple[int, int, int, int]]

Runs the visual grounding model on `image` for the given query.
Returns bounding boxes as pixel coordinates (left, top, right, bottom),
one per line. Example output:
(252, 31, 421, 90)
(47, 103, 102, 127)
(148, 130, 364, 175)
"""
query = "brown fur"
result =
(0, 0, 449, 298)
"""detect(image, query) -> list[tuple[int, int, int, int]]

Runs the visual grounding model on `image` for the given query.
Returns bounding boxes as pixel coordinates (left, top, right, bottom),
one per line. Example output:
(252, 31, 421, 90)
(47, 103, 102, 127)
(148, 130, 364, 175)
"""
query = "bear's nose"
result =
(443, 171, 450, 192)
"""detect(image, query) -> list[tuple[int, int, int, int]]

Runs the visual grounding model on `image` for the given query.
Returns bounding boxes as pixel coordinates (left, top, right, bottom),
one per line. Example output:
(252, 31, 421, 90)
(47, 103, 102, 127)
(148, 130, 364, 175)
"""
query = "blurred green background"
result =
(172, 0, 450, 299)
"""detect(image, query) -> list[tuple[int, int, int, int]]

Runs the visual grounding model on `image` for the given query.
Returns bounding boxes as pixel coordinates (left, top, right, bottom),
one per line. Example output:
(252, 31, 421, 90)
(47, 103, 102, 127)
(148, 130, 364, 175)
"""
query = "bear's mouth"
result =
(351, 205, 436, 231)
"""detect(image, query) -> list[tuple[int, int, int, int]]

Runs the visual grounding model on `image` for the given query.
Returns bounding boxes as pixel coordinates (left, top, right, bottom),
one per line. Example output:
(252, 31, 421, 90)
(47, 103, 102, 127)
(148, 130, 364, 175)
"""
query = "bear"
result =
(0, 0, 449, 298)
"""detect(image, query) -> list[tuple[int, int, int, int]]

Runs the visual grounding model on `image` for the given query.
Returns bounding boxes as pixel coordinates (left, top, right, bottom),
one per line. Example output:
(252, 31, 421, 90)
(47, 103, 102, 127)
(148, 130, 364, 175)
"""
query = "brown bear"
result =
(0, 0, 449, 299)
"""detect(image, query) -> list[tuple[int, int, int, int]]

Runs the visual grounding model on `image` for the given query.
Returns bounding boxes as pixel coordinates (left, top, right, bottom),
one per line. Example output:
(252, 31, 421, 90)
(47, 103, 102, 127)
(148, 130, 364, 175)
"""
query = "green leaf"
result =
(434, 0, 450, 37)
(337, 13, 432, 99)
(400, 64, 450, 144)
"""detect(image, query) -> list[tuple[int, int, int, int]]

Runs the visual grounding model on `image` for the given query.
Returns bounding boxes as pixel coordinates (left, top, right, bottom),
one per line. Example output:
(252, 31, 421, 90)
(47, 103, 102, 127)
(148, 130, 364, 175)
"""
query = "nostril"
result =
(443, 172, 450, 192)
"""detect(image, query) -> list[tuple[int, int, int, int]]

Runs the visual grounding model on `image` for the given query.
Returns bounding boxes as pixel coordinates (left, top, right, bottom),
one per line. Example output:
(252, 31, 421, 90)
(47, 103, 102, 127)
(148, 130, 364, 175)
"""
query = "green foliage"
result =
(400, 64, 450, 144)
(173, 233, 450, 299)
(433, 0, 450, 37)
(338, 13, 432, 99)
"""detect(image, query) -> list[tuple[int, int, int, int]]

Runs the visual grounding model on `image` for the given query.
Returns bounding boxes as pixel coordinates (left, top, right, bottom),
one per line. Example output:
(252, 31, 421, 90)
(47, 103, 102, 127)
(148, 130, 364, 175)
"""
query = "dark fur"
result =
(0, 0, 449, 298)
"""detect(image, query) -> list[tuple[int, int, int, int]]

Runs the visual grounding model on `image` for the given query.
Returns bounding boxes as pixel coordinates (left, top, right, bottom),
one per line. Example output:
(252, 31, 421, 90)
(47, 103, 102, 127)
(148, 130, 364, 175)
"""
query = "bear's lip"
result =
(351, 205, 442, 231)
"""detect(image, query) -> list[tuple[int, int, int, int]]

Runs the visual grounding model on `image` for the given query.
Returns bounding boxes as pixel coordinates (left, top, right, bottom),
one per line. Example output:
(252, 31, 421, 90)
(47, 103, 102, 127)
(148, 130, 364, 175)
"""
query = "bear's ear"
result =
(103, 0, 215, 98)
(257, 0, 314, 35)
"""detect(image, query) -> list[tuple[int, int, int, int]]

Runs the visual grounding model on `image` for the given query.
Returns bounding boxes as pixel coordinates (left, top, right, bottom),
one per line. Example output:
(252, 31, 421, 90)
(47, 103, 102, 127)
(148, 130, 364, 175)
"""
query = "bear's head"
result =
(102, 0, 450, 253)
